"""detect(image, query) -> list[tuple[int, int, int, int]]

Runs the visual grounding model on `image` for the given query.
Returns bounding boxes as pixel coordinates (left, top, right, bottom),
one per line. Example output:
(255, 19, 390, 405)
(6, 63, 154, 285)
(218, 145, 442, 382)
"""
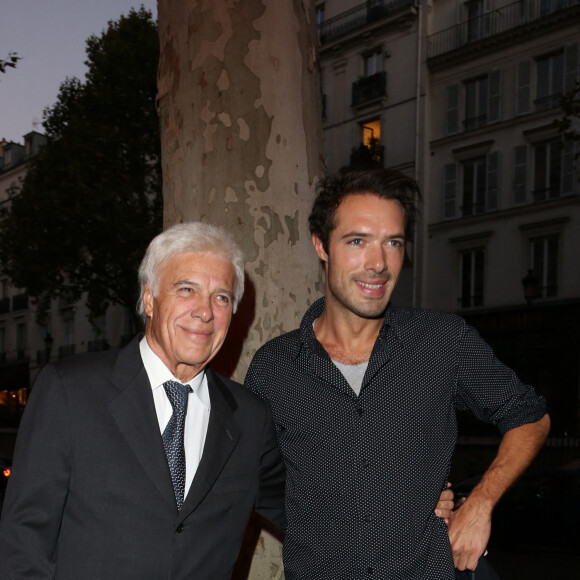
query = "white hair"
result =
(137, 222, 245, 320)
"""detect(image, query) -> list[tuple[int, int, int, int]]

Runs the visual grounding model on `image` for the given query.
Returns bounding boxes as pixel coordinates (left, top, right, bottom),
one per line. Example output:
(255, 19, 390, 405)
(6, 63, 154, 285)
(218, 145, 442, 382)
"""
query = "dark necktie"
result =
(162, 380, 192, 510)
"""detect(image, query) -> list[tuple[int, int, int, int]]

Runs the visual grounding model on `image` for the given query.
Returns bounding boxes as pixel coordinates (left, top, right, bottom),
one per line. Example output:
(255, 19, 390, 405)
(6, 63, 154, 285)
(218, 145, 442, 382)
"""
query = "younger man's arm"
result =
(447, 413, 550, 570)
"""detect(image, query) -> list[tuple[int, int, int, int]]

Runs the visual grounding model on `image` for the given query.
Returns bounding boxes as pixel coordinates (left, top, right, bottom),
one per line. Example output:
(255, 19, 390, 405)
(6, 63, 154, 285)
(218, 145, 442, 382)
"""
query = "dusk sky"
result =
(1, 0, 157, 144)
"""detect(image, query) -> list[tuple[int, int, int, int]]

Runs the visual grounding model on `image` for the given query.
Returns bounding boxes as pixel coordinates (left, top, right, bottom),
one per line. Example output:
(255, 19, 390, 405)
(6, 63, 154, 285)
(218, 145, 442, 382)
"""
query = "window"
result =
(533, 139, 575, 201)
(316, 3, 325, 40)
(362, 119, 381, 149)
(16, 323, 26, 360)
(536, 52, 564, 111)
(462, 74, 501, 130)
(443, 164, 458, 218)
(465, 77, 488, 131)
(447, 71, 501, 135)
(517, 44, 578, 114)
(513, 145, 528, 204)
(352, 53, 386, 107)
(530, 235, 559, 298)
(350, 119, 383, 167)
(0, 281, 8, 315)
(316, 3, 325, 28)
(466, 0, 491, 42)
(516, 60, 531, 115)
(364, 49, 383, 77)
(462, 157, 487, 215)
(443, 151, 499, 219)
(459, 248, 485, 308)
(446, 85, 460, 135)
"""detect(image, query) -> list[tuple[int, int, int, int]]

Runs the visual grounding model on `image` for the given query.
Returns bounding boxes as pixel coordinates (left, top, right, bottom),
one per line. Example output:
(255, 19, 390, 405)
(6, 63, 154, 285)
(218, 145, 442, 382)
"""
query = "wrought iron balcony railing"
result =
(534, 93, 563, 111)
(428, 0, 580, 60)
(532, 187, 562, 202)
(319, 0, 416, 43)
(352, 71, 387, 107)
(463, 114, 488, 132)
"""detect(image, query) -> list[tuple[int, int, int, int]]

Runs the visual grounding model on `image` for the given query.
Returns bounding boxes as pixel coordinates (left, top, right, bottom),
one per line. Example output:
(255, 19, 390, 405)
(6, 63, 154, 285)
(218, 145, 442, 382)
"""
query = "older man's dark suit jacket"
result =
(0, 336, 285, 579)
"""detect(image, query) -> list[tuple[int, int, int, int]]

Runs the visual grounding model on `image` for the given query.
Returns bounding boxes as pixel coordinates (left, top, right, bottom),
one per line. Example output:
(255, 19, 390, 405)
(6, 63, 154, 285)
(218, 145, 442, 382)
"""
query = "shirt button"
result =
(367, 567, 374, 574)
(176, 523, 184, 533)
(364, 515, 371, 523)
(357, 407, 363, 416)
(362, 458, 369, 468)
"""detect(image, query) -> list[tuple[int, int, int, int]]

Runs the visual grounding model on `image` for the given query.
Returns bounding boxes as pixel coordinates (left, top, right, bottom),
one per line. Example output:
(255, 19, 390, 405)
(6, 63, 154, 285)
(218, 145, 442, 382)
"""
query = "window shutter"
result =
(446, 84, 460, 135)
(482, 0, 492, 37)
(486, 151, 500, 210)
(516, 61, 531, 115)
(513, 145, 528, 205)
(562, 141, 575, 196)
(443, 163, 457, 219)
(564, 43, 578, 93)
(488, 70, 502, 123)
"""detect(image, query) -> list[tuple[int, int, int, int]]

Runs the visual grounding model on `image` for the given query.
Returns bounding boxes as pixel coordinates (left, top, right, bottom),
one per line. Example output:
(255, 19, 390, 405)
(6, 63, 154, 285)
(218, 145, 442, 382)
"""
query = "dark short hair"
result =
(308, 168, 421, 254)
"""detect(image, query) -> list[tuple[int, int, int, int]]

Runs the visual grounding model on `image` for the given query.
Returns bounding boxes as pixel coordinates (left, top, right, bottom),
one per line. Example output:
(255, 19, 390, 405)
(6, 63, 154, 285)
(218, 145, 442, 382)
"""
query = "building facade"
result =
(426, 0, 580, 436)
(318, 0, 430, 305)
(317, 0, 580, 436)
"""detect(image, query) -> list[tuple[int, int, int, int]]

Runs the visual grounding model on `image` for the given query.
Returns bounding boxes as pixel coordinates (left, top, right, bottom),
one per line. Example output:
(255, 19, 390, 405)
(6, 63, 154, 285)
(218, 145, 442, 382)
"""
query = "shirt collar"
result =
(139, 336, 211, 410)
(296, 296, 403, 358)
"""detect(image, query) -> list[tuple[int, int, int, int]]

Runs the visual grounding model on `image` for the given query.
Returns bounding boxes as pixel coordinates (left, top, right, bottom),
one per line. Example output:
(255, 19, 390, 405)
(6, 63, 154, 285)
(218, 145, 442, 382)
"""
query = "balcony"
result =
(350, 141, 385, 168)
(319, 0, 416, 43)
(532, 187, 561, 202)
(463, 114, 488, 132)
(427, 0, 580, 67)
(534, 93, 563, 111)
(352, 71, 387, 107)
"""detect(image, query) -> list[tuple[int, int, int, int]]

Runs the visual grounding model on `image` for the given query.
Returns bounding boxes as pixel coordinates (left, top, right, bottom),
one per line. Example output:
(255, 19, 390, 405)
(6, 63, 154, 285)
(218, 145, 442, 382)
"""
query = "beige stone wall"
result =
(157, 1, 325, 576)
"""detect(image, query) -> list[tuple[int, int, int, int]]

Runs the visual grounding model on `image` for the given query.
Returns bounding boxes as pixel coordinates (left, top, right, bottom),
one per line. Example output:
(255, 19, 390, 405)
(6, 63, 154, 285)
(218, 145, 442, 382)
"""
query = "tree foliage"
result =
(0, 52, 20, 75)
(348, 137, 384, 170)
(0, 8, 162, 327)
(558, 81, 580, 149)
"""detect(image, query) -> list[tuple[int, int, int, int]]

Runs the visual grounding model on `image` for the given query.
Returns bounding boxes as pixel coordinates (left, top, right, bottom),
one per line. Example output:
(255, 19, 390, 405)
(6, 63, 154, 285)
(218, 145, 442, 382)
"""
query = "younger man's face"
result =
(313, 193, 406, 320)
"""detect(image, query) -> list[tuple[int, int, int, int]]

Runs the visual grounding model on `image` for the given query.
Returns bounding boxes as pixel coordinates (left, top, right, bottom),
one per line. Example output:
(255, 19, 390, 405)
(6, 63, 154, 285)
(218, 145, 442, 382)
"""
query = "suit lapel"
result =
(178, 368, 240, 521)
(108, 337, 176, 509)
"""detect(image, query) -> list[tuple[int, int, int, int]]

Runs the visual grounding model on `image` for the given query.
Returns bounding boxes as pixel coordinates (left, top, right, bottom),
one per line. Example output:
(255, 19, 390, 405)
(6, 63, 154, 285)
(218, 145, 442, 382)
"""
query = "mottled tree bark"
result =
(157, 1, 324, 577)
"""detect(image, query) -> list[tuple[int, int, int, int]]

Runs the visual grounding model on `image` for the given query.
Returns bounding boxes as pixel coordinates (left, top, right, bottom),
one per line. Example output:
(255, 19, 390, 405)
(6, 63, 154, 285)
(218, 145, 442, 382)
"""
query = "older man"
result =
(0, 223, 285, 580)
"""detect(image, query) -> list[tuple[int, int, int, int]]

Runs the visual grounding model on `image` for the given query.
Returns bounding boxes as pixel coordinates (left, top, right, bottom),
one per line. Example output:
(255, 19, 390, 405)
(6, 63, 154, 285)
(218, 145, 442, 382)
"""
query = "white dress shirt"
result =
(139, 337, 211, 499)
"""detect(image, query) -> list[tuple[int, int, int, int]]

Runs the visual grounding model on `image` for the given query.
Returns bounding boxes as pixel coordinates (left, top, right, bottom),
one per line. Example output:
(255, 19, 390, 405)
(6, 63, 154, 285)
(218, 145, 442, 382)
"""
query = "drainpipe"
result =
(413, 0, 424, 307)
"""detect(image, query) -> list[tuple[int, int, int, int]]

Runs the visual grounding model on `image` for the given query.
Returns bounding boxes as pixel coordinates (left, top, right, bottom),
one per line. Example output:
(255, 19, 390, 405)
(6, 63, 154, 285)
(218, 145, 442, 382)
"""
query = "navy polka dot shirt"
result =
(245, 298, 547, 579)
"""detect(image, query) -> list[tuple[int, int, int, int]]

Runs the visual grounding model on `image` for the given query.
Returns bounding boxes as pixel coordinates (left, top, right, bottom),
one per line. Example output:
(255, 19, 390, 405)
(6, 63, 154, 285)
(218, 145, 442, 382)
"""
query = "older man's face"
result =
(143, 251, 236, 382)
